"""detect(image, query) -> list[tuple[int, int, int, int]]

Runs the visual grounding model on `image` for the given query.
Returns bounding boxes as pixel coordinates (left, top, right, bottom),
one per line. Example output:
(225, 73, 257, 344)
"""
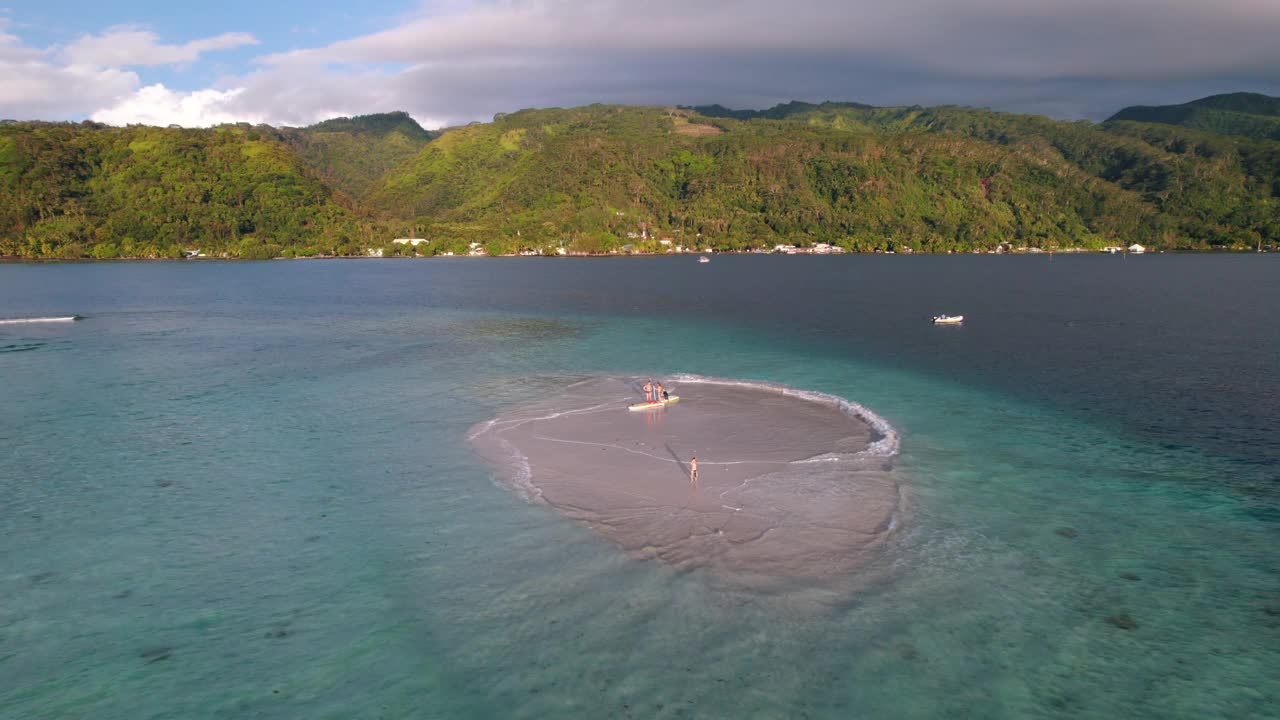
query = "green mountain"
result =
(271, 111, 436, 203)
(2, 97, 1278, 259)
(0, 122, 366, 258)
(370, 103, 1279, 253)
(1107, 93, 1280, 142)
(369, 104, 1152, 253)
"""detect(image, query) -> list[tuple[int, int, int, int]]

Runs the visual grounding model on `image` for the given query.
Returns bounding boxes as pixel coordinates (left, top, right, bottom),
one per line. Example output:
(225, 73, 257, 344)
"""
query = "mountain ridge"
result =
(1107, 92, 1280, 142)
(2, 96, 1277, 258)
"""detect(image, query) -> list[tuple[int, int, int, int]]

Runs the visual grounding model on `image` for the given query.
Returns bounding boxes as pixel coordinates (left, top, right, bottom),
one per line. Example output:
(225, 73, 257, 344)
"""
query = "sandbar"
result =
(469, 375, 904, 589)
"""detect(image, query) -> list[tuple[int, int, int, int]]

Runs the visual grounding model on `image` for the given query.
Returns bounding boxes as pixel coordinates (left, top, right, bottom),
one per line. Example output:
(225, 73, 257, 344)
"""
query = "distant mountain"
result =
(688, 100, 876, 121)
(1107, 93, 1280, 142)
(303, 111, 435, 140)
(2, 98, 1278, 259)
(369, 102, 1278, 253)
(272, 112, 437, 202)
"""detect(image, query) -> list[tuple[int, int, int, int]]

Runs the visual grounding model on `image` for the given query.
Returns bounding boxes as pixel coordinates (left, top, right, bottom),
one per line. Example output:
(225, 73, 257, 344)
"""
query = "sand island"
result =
(469, 375, 904, 589)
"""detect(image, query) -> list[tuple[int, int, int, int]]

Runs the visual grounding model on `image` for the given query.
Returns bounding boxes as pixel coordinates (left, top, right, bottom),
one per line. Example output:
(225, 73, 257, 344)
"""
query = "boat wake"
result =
(0, 316, 81, 325)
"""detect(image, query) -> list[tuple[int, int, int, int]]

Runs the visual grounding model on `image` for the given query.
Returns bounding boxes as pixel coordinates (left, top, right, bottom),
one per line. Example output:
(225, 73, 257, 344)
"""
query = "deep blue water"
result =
(1, 256, 1277, 719)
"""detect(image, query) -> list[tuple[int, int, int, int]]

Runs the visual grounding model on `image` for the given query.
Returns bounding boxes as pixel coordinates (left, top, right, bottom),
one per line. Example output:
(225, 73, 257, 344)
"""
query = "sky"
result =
(3, 0, 1280, 129)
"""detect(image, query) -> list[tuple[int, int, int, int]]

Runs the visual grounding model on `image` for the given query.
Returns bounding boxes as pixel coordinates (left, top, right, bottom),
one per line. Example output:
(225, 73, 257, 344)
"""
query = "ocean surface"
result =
(1, 255, 1276, 719)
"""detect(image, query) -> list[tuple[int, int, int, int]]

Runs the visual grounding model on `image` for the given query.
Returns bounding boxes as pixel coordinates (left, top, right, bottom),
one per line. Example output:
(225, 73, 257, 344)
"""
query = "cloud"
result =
(9, 1, 1280, 126)
(236, 0, 1280, 124)
(264, 0, 1280, 80)
(89, 85, 266, 127)
(0, 18, 261, 122)
(88, 67, 448, 129)
(62, 27, 258, 67)
(0, 19, 139, 120)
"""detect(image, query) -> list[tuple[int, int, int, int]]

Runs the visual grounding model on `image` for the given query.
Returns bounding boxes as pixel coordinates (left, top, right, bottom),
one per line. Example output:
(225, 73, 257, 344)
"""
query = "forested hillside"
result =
(1108, 92, 1280, 142)
(1, 97, 1277, 258)
(372, 105, 1154, 253)
(0, 122, 371, 258)
(272, 112, 436, 202)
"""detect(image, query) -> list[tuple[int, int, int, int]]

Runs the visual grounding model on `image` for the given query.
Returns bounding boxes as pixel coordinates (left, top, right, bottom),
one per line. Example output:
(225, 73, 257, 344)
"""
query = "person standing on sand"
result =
(643, 379, 654, 403)
(690, 455, 698, 484)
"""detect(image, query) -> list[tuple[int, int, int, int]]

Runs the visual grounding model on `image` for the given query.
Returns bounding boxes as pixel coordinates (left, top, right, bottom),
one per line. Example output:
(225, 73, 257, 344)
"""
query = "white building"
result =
(392, 238, 429, 246)
(1128, 243, 1146, 254)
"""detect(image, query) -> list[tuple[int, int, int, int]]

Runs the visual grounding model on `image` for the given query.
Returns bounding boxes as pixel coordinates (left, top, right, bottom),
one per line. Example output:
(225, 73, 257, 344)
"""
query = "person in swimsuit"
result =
(690, 455, 698, 484)
(655, 381, 666, 402)
(643, 379, 654, 403)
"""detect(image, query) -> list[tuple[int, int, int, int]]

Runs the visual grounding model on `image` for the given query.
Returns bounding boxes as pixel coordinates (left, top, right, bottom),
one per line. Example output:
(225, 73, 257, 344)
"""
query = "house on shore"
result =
(1128, 244, 1146, 254)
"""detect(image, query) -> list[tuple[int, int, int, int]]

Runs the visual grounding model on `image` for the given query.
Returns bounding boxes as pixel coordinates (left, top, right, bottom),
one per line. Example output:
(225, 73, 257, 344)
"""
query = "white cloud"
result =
(89, 84, 266, 127)
(0, 18, 263, 122)
(0, 19, 139, 119)
(62, 27, 258, 67)
(87, 69, 450, 129)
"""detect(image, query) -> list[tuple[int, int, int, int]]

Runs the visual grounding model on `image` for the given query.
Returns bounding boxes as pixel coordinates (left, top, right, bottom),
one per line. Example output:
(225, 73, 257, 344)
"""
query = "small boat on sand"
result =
(932, 314, 964, 325)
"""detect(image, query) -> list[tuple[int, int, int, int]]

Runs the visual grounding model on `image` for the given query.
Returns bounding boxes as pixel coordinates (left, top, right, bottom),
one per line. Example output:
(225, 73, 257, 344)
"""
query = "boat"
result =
(698, 256, 710, 263)
(932, 314, 964, 325)
(628, 396, 680, 411)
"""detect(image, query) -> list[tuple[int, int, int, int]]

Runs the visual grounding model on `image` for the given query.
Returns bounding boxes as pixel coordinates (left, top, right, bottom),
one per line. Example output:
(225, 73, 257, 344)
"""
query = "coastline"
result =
(0, 248, 1271, 263)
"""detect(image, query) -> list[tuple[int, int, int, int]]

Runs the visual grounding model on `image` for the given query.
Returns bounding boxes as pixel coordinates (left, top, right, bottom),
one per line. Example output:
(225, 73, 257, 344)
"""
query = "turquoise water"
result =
(1, 258, 1276, 718)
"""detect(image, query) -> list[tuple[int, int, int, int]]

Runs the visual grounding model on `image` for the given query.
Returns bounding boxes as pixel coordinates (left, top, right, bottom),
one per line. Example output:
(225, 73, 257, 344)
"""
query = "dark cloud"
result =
(79, 0, 1280, 126)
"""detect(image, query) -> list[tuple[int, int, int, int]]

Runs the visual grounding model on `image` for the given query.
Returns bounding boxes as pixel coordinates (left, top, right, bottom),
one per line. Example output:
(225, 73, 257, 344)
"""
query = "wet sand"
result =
(469, 376, 903, 588)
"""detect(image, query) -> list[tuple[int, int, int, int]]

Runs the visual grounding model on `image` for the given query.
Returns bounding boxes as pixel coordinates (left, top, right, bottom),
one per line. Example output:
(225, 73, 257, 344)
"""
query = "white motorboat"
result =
(932, 314, 964, 324)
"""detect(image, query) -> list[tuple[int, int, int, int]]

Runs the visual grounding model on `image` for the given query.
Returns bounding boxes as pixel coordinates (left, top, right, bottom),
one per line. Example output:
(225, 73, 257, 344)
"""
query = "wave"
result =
(0, 342, 44, 353)
(0, 316, 81, 325)
(667, 373, 900, 459)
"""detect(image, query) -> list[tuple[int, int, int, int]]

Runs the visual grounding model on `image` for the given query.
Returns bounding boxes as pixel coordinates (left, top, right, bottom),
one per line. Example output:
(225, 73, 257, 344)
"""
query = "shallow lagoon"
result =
(1, 256, 1276, 718)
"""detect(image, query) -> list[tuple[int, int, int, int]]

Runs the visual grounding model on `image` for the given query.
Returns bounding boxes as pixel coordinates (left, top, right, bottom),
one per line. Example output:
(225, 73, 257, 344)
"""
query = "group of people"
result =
(641, 378, 668, 404)
(639, 378, 696, 484)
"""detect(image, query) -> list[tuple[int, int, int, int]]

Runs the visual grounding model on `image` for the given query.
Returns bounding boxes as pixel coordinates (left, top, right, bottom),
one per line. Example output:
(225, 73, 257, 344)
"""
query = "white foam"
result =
(668, 374, 900, 459)
(482, 434, 538, 502)
(0, 316, 80, 325)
